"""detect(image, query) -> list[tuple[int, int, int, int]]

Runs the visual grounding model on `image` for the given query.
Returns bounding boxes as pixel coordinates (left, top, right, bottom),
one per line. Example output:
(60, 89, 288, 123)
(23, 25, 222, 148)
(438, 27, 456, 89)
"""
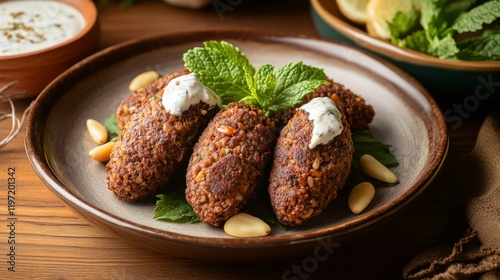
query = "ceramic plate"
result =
(25, 29, 448, 261)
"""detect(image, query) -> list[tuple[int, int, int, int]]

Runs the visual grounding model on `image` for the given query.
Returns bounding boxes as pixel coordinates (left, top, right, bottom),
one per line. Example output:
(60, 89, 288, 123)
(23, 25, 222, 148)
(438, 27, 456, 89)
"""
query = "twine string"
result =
(0, 81, 33, 150)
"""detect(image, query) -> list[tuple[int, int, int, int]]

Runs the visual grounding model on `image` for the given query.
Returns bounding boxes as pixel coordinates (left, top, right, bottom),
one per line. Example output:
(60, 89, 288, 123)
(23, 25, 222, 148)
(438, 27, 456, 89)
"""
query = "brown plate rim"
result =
(25, 28, 448, 250)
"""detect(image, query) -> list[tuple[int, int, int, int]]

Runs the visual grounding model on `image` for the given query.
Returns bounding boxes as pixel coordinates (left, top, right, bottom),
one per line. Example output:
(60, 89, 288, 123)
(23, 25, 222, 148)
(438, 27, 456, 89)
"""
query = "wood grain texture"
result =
(0, 0, 489, 279)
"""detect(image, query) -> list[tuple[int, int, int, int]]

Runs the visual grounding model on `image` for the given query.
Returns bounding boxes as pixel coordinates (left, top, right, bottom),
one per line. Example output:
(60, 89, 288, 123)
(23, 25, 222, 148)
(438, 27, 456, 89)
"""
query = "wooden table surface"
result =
(0, 1, 494, 279)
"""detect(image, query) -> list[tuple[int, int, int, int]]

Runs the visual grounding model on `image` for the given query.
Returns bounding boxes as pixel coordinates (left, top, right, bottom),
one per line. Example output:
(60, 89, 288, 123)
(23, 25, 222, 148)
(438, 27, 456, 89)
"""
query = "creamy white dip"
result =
(0, 1, 85, 56)
(300, 97, 343, 149)
(162, 73, 222, 116)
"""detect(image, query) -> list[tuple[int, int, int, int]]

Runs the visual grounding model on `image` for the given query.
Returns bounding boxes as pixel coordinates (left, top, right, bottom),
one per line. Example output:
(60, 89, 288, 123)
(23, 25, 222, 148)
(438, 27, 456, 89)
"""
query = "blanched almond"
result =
(86, 119, 108, 145)
(360, 154, 398, 183)
(128, 71, 160, 92)
(348, 182, 375, 214)
(224, 213, 271, 238)
(89, 141, 115, 162)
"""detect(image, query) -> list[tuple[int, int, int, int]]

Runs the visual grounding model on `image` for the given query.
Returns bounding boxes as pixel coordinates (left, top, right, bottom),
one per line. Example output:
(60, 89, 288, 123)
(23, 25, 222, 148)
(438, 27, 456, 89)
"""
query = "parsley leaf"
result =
(153, 191, 200, 223)
(351, 131, 398, 169)
(259, 192, 289, 232)
(346, 131, 399, 187)
(104, 113, 120, 138)
(183, 41, 327, 116)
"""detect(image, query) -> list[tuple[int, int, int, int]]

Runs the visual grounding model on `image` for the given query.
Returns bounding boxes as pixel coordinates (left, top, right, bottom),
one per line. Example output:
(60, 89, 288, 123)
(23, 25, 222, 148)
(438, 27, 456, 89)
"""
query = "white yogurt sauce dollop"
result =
(0, 1, 85, 56)
(162, 73, 222, 116)
(300, 97, 344, 149)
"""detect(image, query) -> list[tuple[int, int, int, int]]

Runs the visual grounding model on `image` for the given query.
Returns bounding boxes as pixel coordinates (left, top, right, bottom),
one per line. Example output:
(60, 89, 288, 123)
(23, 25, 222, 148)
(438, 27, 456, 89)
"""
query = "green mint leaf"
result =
(415, 0, 457, 58)
(422, 0, 454, 39)
(457, 30, 500, 61)
(262, 62, 327, 116)
(153, 192, 200, 223)
(254, 64, 278, 110)
(453, 0, 500, 33)
(395, 30, 429, 53)
(443, 0, 477, 24)
(203, 41, 255, 76)
(183, 41, 255, 105)
(420, 0, 447, 32)
(104, 113, 120, 138)
(183, 41, 327, 115)
(388, 6, 421, 42)
(428, 33, 460, 59)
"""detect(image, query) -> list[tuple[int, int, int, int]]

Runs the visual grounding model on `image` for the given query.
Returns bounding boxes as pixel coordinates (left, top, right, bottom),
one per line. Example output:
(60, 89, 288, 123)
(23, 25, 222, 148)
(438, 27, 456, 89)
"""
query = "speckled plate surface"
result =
(25, 29, 448, 261)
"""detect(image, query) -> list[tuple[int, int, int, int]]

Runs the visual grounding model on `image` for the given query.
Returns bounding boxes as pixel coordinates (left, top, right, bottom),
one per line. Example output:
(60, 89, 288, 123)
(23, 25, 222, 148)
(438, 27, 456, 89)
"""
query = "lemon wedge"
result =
(336, 0, 370, 25)
(366, 0, 421, 39)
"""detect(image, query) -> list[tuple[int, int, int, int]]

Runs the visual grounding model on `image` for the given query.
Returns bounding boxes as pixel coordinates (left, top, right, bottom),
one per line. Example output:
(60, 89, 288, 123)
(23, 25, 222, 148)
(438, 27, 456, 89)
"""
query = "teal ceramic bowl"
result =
(311, 0, 500, 104)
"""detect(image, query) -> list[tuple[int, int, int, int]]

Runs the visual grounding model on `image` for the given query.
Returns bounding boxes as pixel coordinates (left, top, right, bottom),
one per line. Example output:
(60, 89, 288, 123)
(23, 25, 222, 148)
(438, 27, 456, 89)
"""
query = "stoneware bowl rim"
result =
(0, 0, 98, 60)
(310, 0, 500, 70)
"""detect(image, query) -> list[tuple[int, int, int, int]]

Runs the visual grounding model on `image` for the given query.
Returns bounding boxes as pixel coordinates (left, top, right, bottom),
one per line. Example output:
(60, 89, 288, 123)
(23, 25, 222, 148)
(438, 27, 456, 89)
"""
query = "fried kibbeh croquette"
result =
(276, 79, 374, 131)
(116, 68, 190, 129)
(185, 102, 277, 226)
(268, 98, 354, 226)
(106, 98, 218, 202)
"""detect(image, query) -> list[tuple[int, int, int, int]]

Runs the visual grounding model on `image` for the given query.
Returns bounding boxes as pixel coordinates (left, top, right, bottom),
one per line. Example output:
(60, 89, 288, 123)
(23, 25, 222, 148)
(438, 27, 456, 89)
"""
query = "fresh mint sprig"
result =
(183, 41, 327, 116)
(388, 0, 500, 61)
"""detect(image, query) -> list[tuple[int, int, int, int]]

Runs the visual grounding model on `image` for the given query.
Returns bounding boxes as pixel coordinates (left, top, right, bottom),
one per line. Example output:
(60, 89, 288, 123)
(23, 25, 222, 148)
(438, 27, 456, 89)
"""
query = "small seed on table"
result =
(224, 213, 271, 238)
(128, 71, 160, 92)
(359, 154, 398, 183)
(348, 182, 375, 214)
(89, 141, 115, 162)
(86, 119, 108, 145)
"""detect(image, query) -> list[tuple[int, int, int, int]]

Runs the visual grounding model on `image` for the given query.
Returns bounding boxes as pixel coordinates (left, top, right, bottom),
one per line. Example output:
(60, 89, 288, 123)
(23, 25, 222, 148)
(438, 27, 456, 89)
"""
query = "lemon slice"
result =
(366, 0, 421, 39)
(336, 0, 370, 25)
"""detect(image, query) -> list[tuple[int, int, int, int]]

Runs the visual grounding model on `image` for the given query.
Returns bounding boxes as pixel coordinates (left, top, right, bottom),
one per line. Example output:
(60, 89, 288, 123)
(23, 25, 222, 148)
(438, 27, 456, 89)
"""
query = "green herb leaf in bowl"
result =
(388, 0, 500, 61)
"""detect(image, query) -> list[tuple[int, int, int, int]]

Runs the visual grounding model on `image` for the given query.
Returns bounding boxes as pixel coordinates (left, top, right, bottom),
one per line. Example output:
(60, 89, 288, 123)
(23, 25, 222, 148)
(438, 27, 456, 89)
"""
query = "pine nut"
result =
(234, 193, 244, 201)
(348, 182, 375, 214)
(330, 93, 342, 106)
(312, 158, 320, 170)
(310, 169, 322, 177)
(223, 213, 271, 238)
(359, 154, 398, 183)
(217, 125, 237, 136)
(302, 208, 314, 219)
(86, 119, 108, 145)
(128, 71, 160, 92)
(89, 141, 115, 162)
